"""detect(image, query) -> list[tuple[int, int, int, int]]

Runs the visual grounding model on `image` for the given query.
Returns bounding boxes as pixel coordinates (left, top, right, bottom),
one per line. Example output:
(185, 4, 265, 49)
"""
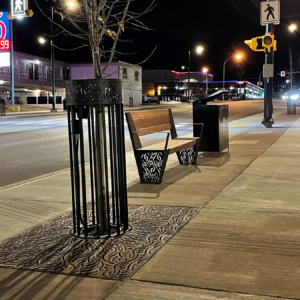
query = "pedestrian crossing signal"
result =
(244, 35, 276, 52)
(262, 34, 276, 52)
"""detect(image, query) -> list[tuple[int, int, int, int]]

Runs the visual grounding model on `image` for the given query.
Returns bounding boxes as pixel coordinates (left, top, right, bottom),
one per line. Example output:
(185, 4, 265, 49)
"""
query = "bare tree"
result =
(34, 0, 156, 78)
(34, 0, 156, 236)
(288, 45, 298, 91)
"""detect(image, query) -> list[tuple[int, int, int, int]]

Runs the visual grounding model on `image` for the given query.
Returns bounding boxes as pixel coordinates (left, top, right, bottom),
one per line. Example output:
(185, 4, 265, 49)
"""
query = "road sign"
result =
(261, 1, 280, 25)
(280, 71, 285, 77)
(0, 12, 10, 51)
(11, 0, 28, 18)
(257, 81, 263, 86)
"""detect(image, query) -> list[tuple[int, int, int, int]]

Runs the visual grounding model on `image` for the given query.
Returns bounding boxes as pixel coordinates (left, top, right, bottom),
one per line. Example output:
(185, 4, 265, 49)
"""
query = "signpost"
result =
(261, 0, 280, 25)
(11, 0, 28, 18)
(261, 1, 279, 127)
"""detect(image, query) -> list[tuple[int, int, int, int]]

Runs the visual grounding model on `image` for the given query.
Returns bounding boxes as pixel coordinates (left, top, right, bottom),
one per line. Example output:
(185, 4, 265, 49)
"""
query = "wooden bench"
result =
(125, 108, 203, 184)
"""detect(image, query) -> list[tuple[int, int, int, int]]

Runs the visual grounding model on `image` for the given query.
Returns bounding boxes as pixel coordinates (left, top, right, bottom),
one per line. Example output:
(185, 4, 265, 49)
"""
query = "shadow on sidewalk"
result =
(128, 164, 202, 198)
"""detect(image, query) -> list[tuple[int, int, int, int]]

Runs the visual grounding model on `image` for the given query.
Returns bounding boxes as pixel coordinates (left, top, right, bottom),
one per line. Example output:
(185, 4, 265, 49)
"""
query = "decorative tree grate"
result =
(66, 79, 128, 239)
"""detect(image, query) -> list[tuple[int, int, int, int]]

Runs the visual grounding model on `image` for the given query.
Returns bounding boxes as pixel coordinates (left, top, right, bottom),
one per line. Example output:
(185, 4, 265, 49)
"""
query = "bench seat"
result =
(141, 138, 197, 154)
(126, 108, 203, 184)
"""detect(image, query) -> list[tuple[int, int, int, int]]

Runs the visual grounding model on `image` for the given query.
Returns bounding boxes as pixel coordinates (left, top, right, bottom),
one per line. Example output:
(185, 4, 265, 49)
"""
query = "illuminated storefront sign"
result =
(0, 52, 10, 67)
(11, 0, 28, 17)
(0, 12, 10, 51)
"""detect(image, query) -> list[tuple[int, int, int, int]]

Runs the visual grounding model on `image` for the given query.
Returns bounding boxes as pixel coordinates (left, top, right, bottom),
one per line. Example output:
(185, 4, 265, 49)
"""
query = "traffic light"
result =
(25, 10, 34, 18)
(245, 35, 277, 52)
(262, 34, 276, 52)
(244, 38, 260, 51)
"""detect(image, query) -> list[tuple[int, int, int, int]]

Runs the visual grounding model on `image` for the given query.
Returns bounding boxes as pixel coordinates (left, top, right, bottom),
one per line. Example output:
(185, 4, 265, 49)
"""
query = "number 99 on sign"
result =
(0, 40, 10, 50)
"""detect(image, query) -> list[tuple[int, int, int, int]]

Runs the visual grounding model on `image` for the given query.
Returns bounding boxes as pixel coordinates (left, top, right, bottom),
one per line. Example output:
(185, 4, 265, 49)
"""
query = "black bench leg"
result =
(134, 150, 169, 184)
(177, 144, 199, 165)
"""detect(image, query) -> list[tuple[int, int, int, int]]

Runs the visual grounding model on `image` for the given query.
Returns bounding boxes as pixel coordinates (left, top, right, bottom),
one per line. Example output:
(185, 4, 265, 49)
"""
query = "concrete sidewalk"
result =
(1, 106, 300, 299)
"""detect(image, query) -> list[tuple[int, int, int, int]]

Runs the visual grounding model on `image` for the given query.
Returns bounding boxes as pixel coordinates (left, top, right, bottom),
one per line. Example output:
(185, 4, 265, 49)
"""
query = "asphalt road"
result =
(0, 100, 279, 187)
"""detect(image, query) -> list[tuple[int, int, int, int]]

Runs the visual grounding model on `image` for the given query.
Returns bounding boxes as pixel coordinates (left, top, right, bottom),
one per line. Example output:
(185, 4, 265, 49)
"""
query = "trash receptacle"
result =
(287, 99, 296, 114)
(193, 91, 229, 156)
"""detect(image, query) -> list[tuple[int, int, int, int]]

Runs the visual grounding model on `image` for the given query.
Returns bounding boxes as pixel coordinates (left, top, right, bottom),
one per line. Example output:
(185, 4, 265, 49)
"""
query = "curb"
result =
(0, 111, 67, 120)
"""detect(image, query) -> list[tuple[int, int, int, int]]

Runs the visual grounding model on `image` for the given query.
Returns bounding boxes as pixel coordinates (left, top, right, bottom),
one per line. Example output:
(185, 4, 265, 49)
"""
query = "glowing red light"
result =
(0, 39, 10, 50)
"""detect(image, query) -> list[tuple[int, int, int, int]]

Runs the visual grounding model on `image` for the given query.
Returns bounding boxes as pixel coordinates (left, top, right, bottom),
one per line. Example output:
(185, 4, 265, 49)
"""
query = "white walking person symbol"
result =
(15, 0, 23, 11)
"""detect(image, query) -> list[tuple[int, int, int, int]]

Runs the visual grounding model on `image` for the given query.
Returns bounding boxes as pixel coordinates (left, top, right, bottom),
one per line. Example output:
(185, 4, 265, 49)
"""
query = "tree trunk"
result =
(92, 46, 108, 235)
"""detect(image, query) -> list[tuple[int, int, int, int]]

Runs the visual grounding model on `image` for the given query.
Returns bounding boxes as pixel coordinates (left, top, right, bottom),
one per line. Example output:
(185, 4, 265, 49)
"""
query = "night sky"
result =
(1, 0, 300, 88)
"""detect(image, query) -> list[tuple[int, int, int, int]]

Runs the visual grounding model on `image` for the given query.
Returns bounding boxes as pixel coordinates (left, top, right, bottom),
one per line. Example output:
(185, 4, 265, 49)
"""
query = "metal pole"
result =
(289, 46, 293, 91)
(223, 57, 232, 100)
(10, 19, 14, 106)
(262, 21, 274, 128)
(51, 7, 56, 112)
(188, 51, 190, 101)
(259, 71, 262, 86)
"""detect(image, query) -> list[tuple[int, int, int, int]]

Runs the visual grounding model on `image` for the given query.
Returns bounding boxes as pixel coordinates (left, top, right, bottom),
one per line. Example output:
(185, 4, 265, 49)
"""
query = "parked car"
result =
(142, 95, 160, 104)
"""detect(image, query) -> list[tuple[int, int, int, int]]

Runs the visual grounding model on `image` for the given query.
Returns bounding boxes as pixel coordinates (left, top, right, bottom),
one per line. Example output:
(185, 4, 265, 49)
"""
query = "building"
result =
(0, 52, 142, 106)
(205, 81, 264, 100)
(142, 69, 263, 101)
(70, 61, 142, 106)
(0, 51, 69, 103)
(142, 69, 213, 101)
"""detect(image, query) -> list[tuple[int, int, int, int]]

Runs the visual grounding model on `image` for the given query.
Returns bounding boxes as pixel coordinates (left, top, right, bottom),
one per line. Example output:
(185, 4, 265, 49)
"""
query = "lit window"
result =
(122, 67, 128, 79)
(134, 70, 139, 81)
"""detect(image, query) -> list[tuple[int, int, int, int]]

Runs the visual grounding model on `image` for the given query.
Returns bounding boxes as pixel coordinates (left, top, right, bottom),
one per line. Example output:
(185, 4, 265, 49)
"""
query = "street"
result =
(0, 100, 282, 187)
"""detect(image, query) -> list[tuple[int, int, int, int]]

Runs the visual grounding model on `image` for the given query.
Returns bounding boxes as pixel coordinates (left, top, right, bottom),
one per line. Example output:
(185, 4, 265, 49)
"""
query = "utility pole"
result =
(188, 51, 190, 101)
(289, 46, 293, 91)
(9, 19, 14, 106)
(50, 6, 57, 112)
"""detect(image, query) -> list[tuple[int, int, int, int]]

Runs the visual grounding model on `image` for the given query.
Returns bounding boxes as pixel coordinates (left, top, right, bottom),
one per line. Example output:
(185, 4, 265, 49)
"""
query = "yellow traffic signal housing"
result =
(244, 38, 260, 51)
(262, 34, 277, 52)
(245, 35, 277, 52)
(25, 10, 34, 18)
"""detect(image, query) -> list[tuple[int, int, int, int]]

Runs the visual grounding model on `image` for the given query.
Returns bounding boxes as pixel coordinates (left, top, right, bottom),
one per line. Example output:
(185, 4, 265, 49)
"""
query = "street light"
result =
(289, 24, 297, 32)
(39, 8, 57, 112)
(68, 1, 76, 8)
(222, 53, 243, 100)
(202, 67, 209, 95)
(188, 45, 204, 101)
(38, 37, 46, 44)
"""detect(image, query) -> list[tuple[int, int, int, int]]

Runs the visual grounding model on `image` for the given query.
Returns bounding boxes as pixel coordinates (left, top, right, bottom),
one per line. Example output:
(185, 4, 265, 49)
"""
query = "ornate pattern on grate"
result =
(0, 205, 198, 280)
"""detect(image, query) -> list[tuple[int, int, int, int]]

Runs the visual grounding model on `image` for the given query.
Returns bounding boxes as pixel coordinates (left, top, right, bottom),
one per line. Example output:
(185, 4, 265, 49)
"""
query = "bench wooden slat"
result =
(141, 139, 197, 154)
(137, 124, 172, 136)
(134, 115, 171, 130)
(130, 109, 170, 119)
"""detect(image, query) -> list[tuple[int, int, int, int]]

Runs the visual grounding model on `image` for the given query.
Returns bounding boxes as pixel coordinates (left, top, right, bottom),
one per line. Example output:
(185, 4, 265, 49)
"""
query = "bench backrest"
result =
(125, 108, 177, 150)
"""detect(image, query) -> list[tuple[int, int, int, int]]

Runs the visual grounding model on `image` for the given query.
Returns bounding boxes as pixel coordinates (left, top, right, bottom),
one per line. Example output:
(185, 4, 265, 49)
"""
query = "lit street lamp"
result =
(289, 24, 297, 32)
(188, 45, 204, 101)
(38, 37, 46, 44)
(202, 67, 208, 95)
(222, 53, 242, 100)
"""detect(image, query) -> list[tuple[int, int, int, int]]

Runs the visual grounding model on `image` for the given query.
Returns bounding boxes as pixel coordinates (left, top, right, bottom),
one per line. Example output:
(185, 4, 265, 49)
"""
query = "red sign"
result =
(0, 39, 10, 50)
(0, 12, 10, 51)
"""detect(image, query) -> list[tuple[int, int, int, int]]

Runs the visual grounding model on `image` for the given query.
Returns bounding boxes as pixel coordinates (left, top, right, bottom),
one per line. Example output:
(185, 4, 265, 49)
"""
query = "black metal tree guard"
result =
(65, 79, 128, 239)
